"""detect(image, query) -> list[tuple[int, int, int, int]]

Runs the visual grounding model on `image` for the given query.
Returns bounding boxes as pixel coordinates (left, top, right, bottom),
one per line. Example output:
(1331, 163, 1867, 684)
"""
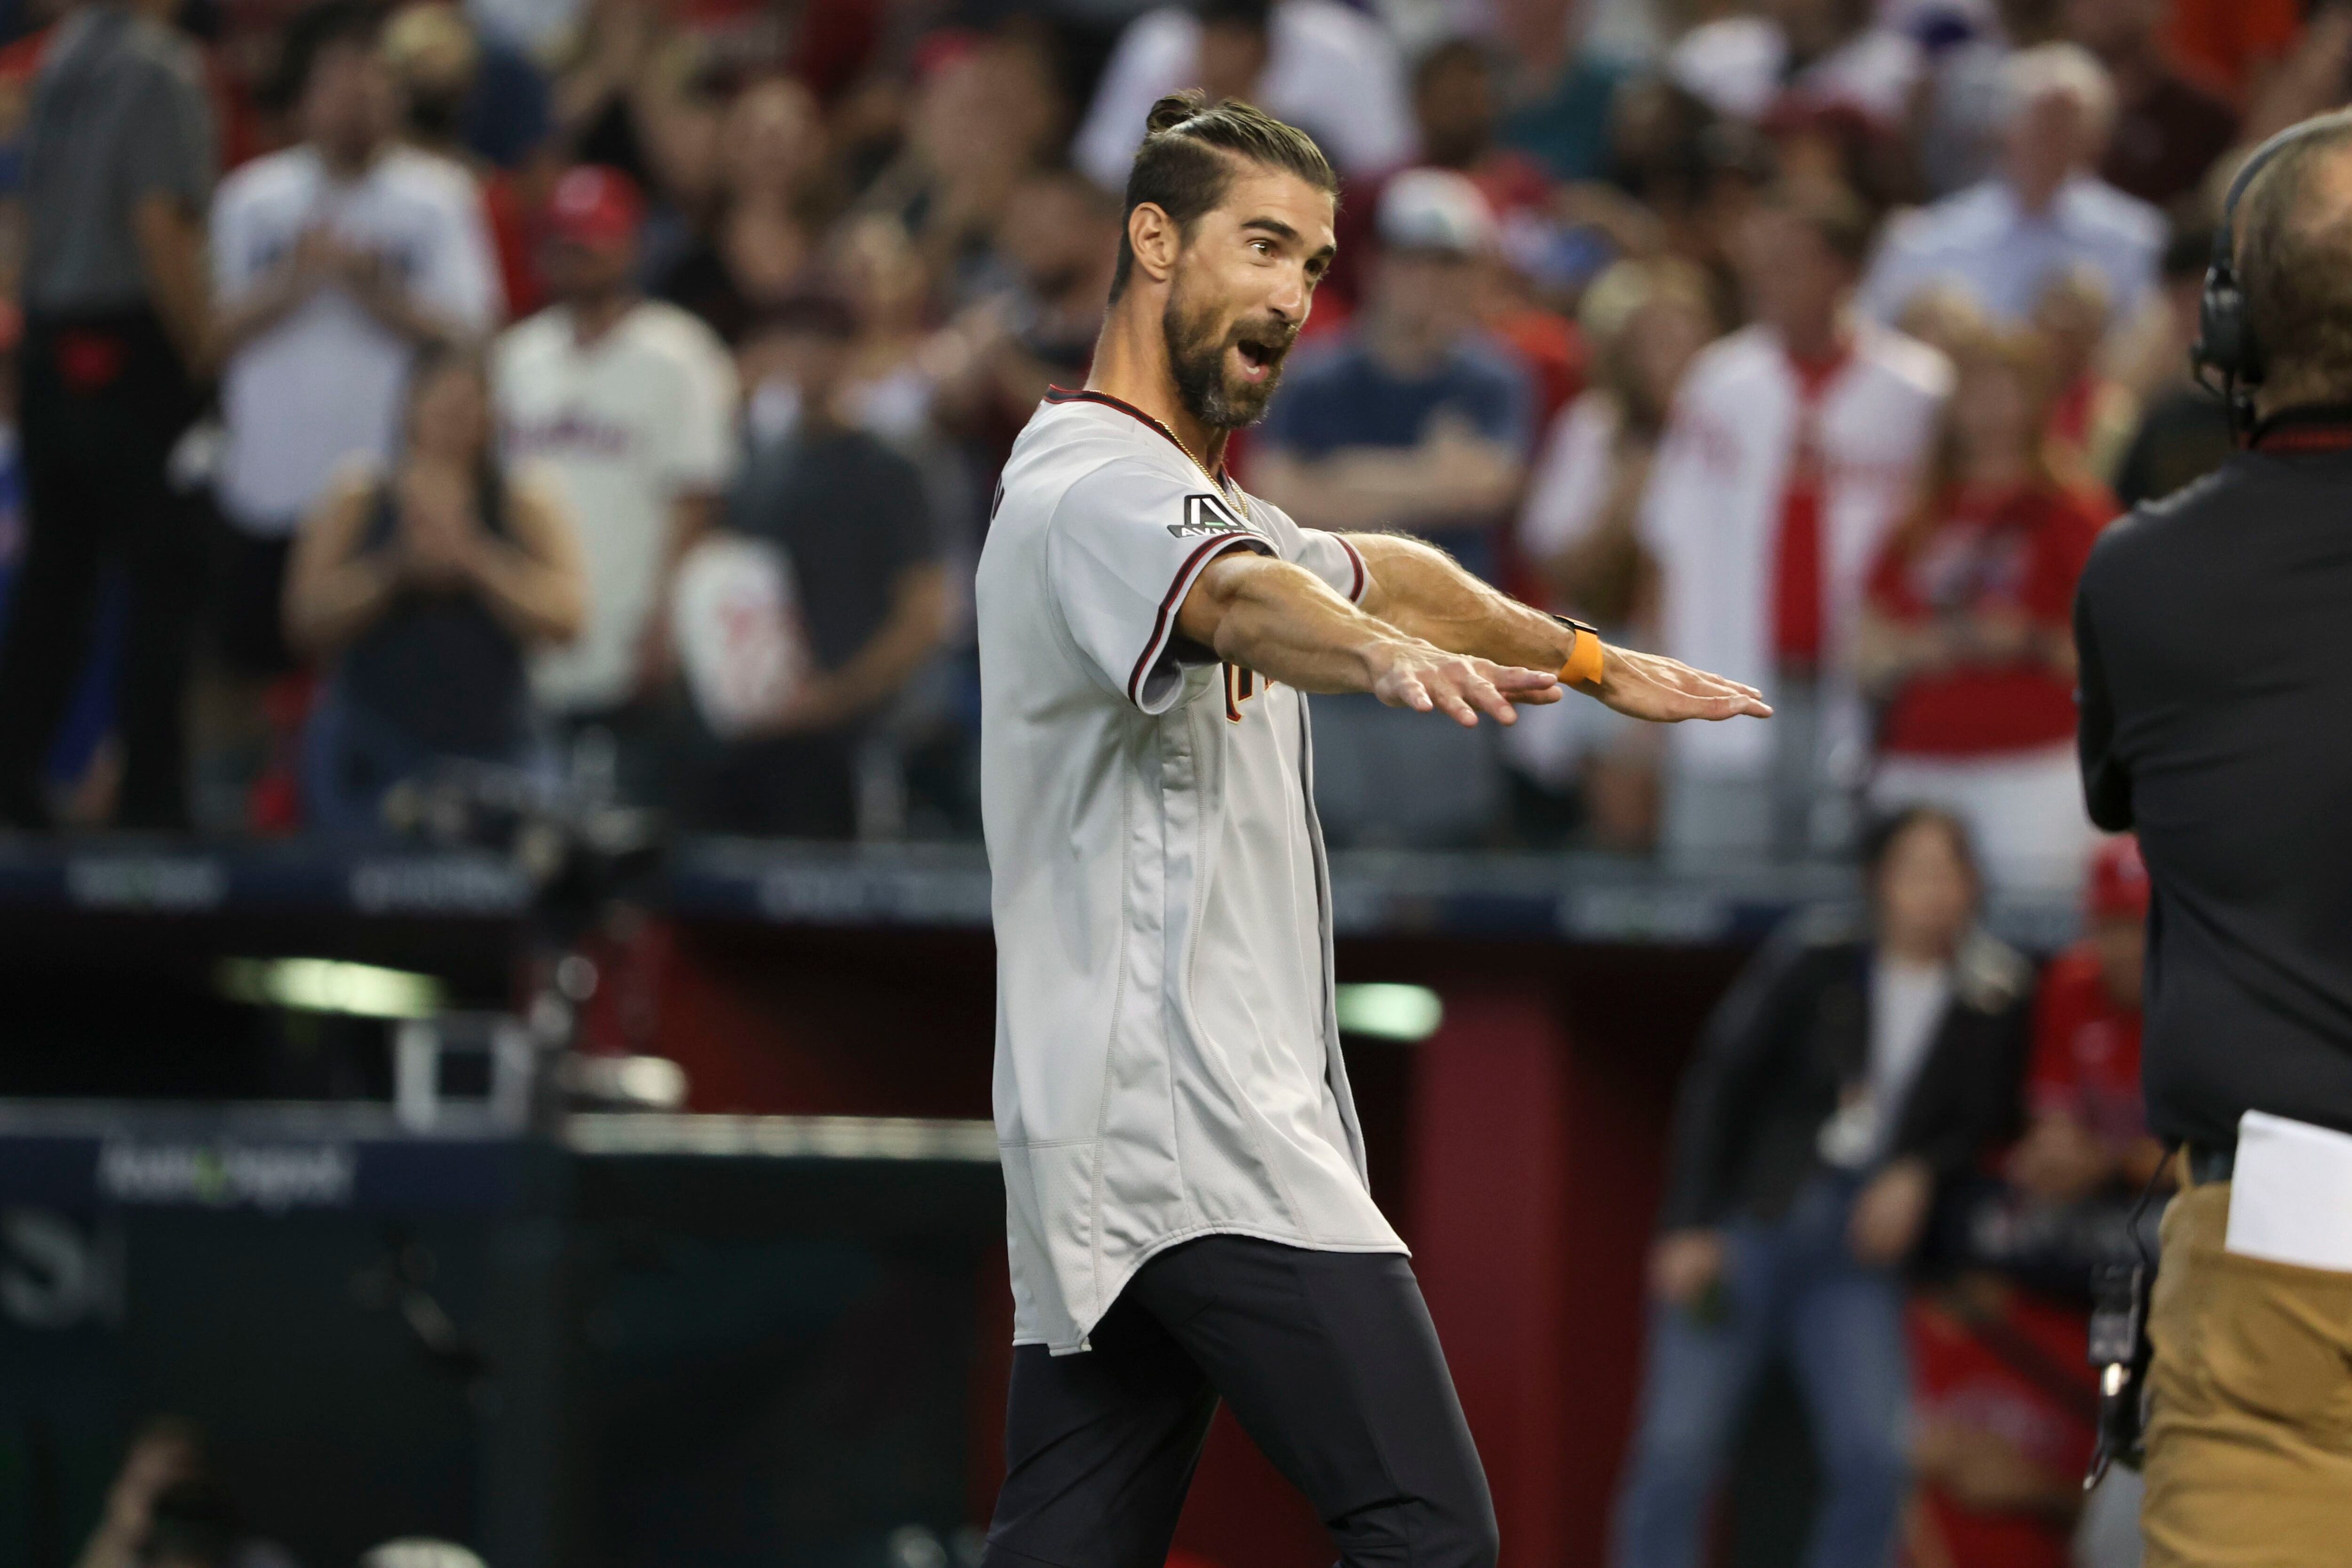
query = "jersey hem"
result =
(1033, 1221, 1413, 1355)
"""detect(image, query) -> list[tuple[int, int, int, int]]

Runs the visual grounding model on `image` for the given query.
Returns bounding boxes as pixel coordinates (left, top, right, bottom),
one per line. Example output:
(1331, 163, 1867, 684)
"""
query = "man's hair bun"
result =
(1145, 90, 1210, 137)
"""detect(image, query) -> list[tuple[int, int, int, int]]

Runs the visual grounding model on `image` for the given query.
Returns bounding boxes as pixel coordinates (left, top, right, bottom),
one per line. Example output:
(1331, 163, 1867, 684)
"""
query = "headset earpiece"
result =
(2194, 260, 2256, 385)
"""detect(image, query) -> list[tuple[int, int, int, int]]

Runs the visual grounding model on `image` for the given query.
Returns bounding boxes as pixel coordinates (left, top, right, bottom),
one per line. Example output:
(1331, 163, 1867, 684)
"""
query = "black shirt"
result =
(2075, 409, 2352, 1146)
(724, 423, 937, 675)
(1660, 911, 2033, 1231)
(342, 472, 529, 760)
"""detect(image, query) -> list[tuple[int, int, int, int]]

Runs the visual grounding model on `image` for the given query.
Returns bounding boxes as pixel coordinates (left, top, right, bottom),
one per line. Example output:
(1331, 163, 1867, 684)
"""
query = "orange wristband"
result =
(1560, 625, 1606, 690)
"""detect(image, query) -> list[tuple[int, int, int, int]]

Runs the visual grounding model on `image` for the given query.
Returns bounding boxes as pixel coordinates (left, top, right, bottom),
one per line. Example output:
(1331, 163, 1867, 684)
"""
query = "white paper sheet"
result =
(2223, 1110, 2352, 1273)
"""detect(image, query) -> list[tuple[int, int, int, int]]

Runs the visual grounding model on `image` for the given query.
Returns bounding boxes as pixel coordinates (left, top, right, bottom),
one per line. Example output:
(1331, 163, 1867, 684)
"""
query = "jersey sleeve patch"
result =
(1168, 492, 1266, 540)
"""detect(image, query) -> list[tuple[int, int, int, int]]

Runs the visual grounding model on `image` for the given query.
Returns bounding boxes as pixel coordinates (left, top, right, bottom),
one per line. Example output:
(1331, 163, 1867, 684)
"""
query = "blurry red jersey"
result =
(1868, 482, 2108, 757)
(1906, 1292, 2098, 1568)
(2027, 945, 2146, 1147)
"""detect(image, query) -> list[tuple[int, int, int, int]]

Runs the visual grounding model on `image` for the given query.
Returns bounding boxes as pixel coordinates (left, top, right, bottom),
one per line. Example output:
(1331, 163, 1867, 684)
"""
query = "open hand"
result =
(1648, 1229, 1725, 1307)
(1592, 645, 1772, 723)
(1370, 641, 1562, 726)
(1848, 1157, 1934, 1267)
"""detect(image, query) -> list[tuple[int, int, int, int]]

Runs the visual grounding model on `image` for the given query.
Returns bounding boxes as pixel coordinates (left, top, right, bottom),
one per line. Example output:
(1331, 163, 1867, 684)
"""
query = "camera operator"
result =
(2074, 111, 2352, 1565)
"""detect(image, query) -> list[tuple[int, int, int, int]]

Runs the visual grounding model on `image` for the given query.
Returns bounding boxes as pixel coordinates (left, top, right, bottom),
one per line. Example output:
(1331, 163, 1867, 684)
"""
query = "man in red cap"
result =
(493, 163, 738, 802)
(2009, 835, 2165, 1202)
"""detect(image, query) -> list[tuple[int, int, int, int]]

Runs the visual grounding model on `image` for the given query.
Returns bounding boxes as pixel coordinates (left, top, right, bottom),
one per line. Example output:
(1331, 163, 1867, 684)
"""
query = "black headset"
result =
(2194, 116, 2352, 433)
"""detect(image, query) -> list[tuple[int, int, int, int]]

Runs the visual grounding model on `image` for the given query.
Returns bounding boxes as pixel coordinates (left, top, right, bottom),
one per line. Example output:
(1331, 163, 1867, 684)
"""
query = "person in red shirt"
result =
(2010, 835, 2166, 1202)
(1905, 1275, 2100, 1568)
(1857, 328, 2112, 896)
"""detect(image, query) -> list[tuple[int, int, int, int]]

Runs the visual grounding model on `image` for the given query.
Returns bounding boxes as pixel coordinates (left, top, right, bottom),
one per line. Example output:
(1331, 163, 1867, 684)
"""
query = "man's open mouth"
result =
(1234, 335, 1285, 381)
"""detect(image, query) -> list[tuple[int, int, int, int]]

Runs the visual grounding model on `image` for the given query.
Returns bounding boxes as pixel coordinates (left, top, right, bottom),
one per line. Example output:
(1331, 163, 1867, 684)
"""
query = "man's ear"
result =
(1127, 202, 1180, 287)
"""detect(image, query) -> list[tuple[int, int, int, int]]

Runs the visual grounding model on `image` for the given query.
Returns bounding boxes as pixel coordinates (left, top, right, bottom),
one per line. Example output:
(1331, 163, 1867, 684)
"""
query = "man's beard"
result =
(1163, 287, 1295, 431)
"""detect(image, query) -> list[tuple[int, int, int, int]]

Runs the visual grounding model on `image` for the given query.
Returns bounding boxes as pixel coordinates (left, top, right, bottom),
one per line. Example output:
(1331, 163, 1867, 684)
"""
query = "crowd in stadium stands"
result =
(0, 0, 2324, 880)
(0, 0, 2322, 1558)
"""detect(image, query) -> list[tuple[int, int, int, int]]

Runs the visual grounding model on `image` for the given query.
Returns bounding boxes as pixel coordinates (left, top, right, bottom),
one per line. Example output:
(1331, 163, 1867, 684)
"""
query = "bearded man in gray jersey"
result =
(975, 91, 1770, 1568)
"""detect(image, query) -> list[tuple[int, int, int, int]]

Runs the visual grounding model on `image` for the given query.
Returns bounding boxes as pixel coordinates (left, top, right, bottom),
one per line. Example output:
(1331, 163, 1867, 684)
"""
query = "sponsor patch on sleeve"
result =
(1168, 492, 1263, 539)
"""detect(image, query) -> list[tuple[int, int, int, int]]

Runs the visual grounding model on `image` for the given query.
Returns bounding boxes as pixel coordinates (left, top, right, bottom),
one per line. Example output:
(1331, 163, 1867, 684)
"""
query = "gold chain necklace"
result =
(1136, 407, 1248, 516)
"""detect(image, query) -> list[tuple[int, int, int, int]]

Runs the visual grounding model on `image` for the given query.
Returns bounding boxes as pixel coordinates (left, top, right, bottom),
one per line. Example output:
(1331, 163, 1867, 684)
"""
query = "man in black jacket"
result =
(2073, 113, 2352, 1568)
(1612, 807, 2033, 1568)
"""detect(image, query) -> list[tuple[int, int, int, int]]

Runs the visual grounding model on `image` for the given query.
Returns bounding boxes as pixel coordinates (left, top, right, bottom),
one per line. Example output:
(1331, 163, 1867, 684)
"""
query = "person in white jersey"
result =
(976, 92, 1771, 1568)
(210, 0, 500, 677)
(493, 165, 737, 799)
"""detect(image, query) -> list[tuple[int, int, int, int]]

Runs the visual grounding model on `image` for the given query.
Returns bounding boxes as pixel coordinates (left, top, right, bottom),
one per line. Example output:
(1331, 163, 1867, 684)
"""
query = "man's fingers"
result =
(1487, 664, 1563, 693)
(1467, 675, 1517, 725)
(1375, 671, 1435, 713)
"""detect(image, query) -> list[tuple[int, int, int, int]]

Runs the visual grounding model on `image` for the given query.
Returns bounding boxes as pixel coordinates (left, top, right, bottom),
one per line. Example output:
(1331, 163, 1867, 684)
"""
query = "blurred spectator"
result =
(930, 167, 1120, 446)
(2030, 264, 2136, 482)
(1507, 257, 1718, 851)
(208, 0, 500, 685)
(657, 76, 824, 346)
(2063, 0, 2238, 209)
(685, 288, 946, 838)
(2008, 835, 2162, 1204)
(1857, 329, 2105, 896)
(381, 1, 550, 317)
(2166, 0, 2303, 104)
(865, 30, 1065, 308)
(286, 345, 585, 832)
(823, 212, 940, 443)
(1905, 1273, 2098, 1568)
(1642, 181, 1948, 866)
(1073, 0, 1413, 191)
(1911, 1, 2034, 200)
(547, 0, 712, 206)
(1615, 806, 2032, 1568)
(1667, 0, 1922, 133)
(1253, 169, 1530, 582)
(1497, 40, 1641, 189)
(1251, 167, 1530, 849)
(1412, 38, 1551, 220)
(1603, 79, 1771, 326)
(0, 0, 212, 831)
(377, 0, 553, 176)
(1892, 279, 1994, 360)
(1404, 44, 1593, 418)
(495, 164, 737, 804)
(1859, 43, 2162, 331)
(2109, 225, 2233, 508)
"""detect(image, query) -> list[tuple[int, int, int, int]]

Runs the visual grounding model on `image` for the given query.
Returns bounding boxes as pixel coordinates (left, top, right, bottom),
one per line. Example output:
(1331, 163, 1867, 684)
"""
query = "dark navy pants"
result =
(982, 1234, 1498, 1568)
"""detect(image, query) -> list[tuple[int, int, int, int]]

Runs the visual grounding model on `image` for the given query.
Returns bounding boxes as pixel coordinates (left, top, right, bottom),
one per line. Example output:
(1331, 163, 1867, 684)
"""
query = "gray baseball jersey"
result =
(978, 389, 1406, 1355)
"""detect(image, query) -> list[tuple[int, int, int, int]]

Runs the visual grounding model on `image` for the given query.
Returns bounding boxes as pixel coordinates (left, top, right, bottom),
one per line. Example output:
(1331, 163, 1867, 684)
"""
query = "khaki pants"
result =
(2142, 1180, 2352, 1565)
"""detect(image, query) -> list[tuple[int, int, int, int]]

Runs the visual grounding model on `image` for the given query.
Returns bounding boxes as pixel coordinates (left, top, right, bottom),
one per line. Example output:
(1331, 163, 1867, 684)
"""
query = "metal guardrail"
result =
(0, 836, 2084, 949)
(565, 1112, 999, 1163)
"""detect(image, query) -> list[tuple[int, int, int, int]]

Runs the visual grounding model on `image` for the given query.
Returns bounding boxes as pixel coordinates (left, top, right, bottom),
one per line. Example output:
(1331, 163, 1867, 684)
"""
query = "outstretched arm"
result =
(1175, 548, 1562, 727)
(1343, 532, 1772, 724)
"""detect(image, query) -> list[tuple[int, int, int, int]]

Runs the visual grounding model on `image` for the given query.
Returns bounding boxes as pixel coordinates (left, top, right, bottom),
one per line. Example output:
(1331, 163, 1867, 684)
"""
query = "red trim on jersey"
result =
(1045, 385, 1232, 484)
(1337, 535, 1368, 603)
(1128, 533, 1265, 708)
